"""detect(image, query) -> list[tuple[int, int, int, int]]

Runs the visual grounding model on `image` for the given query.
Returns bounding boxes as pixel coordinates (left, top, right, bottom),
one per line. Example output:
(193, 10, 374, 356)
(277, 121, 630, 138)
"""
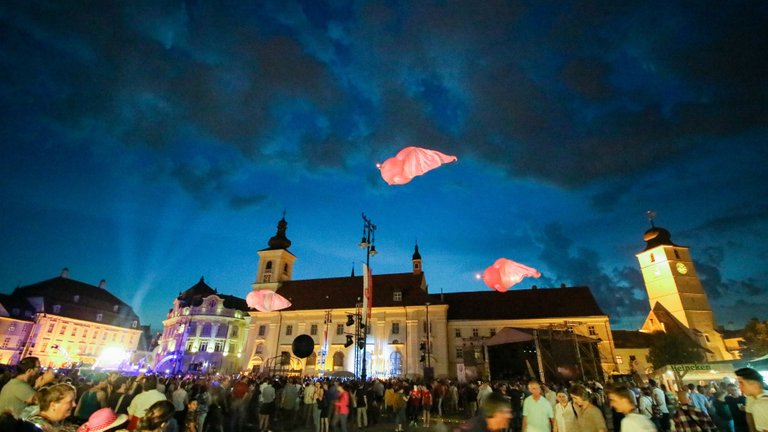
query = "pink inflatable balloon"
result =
(246, 290, 292, 312)
(482, 258, 541, 292)
(379, 146, 457, 185)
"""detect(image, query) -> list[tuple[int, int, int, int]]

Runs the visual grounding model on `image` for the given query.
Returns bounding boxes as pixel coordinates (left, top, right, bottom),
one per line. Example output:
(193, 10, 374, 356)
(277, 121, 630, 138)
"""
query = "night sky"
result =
(2, 1, 767, 331)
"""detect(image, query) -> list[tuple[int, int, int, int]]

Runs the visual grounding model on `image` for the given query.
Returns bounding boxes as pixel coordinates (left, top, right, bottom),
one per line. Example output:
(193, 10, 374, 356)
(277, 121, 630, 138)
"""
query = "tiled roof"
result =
(442, 286, 606, 321)
(12, 277, 140, 328)
(269, 272, 429, 311)
(612, 330, 655, 348)
(648, 302, 711, 353)
(0, 293, 35, 320)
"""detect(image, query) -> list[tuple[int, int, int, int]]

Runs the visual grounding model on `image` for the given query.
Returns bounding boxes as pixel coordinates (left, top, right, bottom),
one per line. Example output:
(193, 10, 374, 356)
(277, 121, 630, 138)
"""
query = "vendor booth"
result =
(653, 362, 736, 391)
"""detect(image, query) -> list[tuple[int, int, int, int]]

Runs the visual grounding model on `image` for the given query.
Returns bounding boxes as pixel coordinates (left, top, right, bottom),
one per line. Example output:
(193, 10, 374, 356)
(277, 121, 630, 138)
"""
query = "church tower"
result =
(636, 220, 732, 360)
(253, 215, 297, 292)
(412, 243, 423, 275)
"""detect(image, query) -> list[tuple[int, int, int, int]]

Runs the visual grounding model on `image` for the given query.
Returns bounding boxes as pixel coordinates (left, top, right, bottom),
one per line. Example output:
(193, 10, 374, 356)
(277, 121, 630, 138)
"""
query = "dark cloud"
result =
(229, 194, 269, 210)
(536, 223, 648, 327)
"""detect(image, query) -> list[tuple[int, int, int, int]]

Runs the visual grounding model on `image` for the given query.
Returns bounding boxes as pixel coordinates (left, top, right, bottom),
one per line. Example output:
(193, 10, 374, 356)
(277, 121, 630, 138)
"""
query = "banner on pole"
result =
(362, 263, 373, 325)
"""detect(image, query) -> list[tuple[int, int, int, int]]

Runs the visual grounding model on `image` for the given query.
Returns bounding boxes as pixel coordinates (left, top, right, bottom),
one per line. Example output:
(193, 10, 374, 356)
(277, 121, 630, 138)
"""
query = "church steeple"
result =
(412, 243, 422, 274)
(267, 213, 291, 250)
(254, 214, 297, 291)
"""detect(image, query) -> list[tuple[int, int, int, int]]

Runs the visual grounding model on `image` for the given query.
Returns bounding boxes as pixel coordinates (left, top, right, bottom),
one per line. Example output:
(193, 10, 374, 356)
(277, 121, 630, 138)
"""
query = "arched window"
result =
(265, 261, 273, 270)
(283, 263, 289, 273)
(333, 351, 345, 369)
(389, 351, 403, 377)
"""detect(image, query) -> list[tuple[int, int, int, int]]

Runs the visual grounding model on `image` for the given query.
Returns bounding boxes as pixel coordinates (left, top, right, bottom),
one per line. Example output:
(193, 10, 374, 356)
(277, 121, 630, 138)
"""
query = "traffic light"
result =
(345, 335, 354, 348)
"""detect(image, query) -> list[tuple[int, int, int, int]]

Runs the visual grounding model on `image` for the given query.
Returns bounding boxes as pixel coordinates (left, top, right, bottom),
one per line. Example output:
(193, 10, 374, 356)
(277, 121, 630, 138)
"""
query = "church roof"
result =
(178, 277, 249, 311)
(441, 286, 606, 321)
(12, 276, 140, 328)
(612, 329, 655, 348)
(271, 272, 430, 311)
(645, 302, 712, 353)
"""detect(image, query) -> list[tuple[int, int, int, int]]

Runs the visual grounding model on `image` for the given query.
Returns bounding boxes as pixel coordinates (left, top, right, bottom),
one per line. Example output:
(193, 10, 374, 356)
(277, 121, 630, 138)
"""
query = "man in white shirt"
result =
(523, 381, 555, 432)
(127, 376, 167, 421)
(172, 382, 188, 426)
(649, 379, 670, 432)
(736, 367, 768, 432)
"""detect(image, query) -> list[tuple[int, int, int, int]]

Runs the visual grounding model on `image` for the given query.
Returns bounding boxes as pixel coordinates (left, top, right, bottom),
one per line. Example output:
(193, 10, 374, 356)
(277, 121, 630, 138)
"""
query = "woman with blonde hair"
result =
(26, 383, 78, 432)
(137, 400, 176, 432)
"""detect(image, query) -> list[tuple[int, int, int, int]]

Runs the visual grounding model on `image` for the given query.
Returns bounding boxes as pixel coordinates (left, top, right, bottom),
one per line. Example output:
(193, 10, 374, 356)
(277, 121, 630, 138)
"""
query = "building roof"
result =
(441, 286, 607, 321)
(612, 330, 655, 348)
(0, 293, 36, 321)
(177, 277, 249, 311)
(270, 272, 429, 311)
(12, 276, 140, 328)
(642, 226, 681, 251)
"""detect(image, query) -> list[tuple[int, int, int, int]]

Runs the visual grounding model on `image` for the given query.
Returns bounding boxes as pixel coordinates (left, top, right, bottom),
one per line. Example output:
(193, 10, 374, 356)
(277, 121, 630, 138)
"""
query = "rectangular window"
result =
(71, 328, 77, 336)
(336, 324, 344, 335)
(48, 323, 55, 333)
(214, 341, 224, 352)
(490, 328, 496, 337)
(616, 355, 623, 364)
(231, 327, 239, 338)
(472, 328, 479, 337)
(456, 347, 463, 359)
(392, 322, 400, 335)
(8, 325, 15, 333)
(92, 331, 98, 339)
(199, 341, 208, 352)
(310, 324, 318, 335)
(393, 291, 402, 301)
(588, 326, 597, 336)
(186, 341, 193, 351)
(256, 344, 264, 354)
(60, 326, 67, 335)
(455, 328, 461, 338)
(258, 325, 266, 337)
(286, 325, 293, 336)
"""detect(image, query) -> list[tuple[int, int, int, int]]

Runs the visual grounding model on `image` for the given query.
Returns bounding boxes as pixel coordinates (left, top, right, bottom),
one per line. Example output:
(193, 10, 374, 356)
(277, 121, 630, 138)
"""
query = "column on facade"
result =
(432, 315, 449, 377)
(406, 317, 419, 377)
(374, 318, 386, 378)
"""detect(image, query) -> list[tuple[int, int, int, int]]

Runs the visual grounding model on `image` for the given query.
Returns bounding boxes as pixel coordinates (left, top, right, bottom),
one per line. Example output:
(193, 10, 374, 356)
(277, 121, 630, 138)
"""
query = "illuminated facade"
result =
(243, 217, 618, 380)
(156, 277, 250, 374)
(2, 269, 143, 368)
(0, 294, 35, 365)
(636, 225, 733, 361)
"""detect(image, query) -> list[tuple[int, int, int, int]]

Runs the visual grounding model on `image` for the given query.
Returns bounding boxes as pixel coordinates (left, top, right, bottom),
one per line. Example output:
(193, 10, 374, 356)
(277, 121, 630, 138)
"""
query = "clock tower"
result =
(636, 224, 732, 360)
(253, 215, 296, 292)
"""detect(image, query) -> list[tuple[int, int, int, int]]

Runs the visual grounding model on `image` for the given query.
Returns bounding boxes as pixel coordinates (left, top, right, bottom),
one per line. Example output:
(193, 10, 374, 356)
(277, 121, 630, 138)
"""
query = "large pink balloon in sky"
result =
(483, 258, 542, 292)
(246, 290, 292, 312)
(378, 146, 458, 185)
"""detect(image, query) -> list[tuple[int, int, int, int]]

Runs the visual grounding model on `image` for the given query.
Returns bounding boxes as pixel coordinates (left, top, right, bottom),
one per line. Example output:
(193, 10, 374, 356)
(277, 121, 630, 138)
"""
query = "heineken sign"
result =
(670, 363, 714, 373)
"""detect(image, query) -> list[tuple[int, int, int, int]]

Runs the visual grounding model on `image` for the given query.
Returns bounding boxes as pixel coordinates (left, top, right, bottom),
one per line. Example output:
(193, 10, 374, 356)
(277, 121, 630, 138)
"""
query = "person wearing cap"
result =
(77, 407, 129, 432)
(735, 368, 768, 432)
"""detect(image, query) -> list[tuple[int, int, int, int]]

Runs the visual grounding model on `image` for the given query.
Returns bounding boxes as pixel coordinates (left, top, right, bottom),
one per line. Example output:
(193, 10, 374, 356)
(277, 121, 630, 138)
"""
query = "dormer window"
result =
(11, 308, 20, 316)
(393, 291, 402, 302)
(96, 313, 103, 322)
(113, 305, 119, 312)
(208, 299, 216, 308)
(73, 295, 80, 303)
(52, 305, 61, 314)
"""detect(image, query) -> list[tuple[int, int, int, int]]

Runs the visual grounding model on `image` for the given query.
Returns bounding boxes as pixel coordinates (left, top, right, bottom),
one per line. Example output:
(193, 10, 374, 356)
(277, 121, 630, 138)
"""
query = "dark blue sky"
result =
(2, 1, 767, 331)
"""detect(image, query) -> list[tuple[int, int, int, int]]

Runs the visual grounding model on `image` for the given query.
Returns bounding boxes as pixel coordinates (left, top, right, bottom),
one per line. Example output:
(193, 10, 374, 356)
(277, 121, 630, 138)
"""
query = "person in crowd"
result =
(687, 384, 711, 415)
(638, 387, 655, 419)
(127, 376, 166, 429)
(434, 380, 446, 417)
(355, 383, 368, 429)
(726, 383, 749, 432)
(477, 382, 493, 412)
(606, 384, 656, 432)
(712, 390, 734, 432)
(25, 383, 78, 432)
(280, 378, 300, 429)
(258, 379, 275, 432)
(393, 386, 408, 432)
(735, 367, 768, 432)
(171, 382, 188, 431)
(108, 377, 133, 415)
(314, 381, 327, 432)
(453, 391, 513, 432)
(137, 400, 176, 432)
(303, 381, 317, 428)
(384, 384, 396, 415)
(407, 384, 422, 427)
(183, 398, 198, 432)
(650, 379, 671, 432)
(522, 381, 554, 432)
(422, 384, 433, 427)
(670, 391, 717, 432)
(76, 407, 129, 432)
(571, 383, 607, 432)
(331, 382, 350, 432)
(553, 390, 577, 432)
(76, 377, 108, 421)
(663, 384, 679, 416)
(0, 357, 55, 418)
(465, 384, 479, 418)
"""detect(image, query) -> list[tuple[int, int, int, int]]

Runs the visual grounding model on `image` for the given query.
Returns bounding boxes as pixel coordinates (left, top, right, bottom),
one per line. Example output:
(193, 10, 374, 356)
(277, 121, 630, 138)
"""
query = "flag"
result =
(362, 263, 373, 326)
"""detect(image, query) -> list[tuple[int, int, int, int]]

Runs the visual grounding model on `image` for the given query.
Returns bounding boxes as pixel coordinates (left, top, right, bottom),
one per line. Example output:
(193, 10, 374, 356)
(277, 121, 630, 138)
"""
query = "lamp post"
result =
(358, 213, 377, 381)
(425, 302, 432, 379)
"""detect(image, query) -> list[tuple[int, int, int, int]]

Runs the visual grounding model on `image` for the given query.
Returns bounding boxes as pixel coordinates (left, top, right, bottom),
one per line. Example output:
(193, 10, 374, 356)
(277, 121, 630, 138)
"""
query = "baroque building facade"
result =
(156, 277, 250, 374)
(242, 217, 619, 381)
(0, 269, 143, 368)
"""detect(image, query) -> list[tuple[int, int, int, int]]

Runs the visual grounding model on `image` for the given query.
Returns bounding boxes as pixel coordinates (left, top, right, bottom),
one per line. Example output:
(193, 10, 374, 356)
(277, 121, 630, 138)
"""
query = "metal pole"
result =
(426, 302, 430, 373)
(360, 213, 376, 382)
(534, 329, 546, 384)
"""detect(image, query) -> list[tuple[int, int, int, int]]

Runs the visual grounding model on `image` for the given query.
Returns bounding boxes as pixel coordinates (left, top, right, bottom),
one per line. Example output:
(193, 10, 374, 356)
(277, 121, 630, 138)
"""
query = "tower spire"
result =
(646, 210, 656, 228)
(267, 214, 292, 250)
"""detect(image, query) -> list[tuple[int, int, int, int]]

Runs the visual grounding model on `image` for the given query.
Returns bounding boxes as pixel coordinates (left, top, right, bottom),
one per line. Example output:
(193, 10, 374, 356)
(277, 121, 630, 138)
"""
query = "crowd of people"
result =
(1, 356, 766, 432)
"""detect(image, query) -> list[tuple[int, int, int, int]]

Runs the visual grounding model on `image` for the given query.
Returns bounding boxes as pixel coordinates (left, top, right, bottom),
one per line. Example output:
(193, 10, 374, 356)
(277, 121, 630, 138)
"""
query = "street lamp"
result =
(358, 213, 377, 381)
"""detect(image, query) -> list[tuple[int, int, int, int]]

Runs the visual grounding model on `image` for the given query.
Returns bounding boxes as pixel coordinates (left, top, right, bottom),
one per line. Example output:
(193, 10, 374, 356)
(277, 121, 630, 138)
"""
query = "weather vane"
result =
(646, 210, 657, 228)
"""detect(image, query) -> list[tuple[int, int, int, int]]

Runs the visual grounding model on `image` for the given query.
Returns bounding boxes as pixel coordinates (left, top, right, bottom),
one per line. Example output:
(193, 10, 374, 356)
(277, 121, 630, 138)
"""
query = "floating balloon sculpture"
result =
(482, 258, 541, 292)
(378, 146, 458, 185)
(246, 289, 292, 312)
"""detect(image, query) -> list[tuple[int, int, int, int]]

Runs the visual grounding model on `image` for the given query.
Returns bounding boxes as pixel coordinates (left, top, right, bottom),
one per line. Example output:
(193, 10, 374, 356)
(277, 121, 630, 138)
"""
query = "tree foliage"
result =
(647, 332, 705, 368)
(742, 318, 768, 359)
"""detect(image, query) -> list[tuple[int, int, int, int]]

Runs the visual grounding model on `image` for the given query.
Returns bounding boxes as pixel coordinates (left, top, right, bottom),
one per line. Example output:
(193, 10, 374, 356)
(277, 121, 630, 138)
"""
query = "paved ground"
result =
(242, 411, 470, 432)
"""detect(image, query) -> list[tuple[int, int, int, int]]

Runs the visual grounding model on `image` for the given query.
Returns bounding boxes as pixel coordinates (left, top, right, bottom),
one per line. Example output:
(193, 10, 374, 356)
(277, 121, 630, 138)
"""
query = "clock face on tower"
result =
(676, 262, 689, 275)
